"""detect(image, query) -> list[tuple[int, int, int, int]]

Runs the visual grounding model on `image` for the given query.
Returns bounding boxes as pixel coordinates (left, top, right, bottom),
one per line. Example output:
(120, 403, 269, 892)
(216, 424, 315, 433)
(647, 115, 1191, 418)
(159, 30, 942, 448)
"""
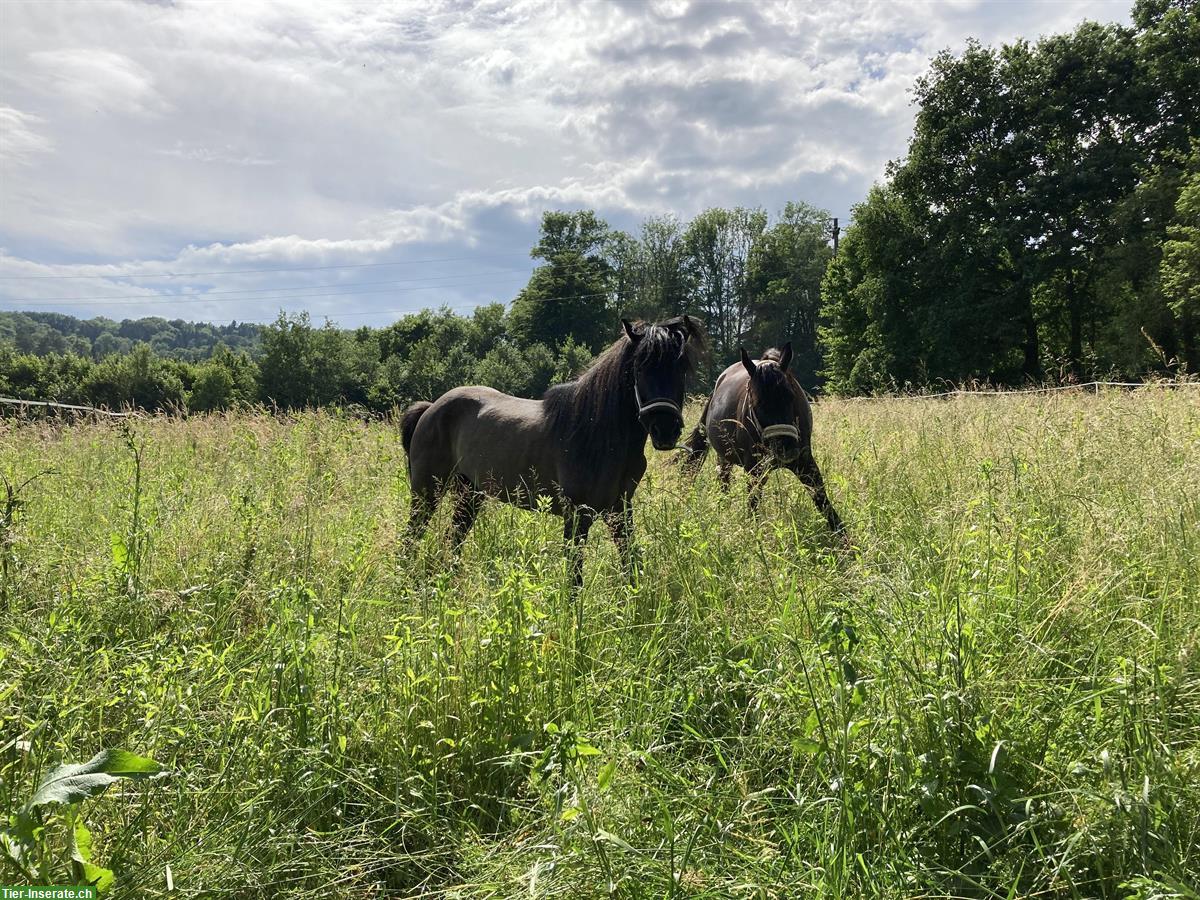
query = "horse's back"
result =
(704, 363, 749, 459)
(408, 385, 558, 500)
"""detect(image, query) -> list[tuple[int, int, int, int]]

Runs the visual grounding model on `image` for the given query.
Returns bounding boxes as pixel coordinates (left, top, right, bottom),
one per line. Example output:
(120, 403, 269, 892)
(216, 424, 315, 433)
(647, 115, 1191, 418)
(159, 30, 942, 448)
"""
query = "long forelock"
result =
(634, 322, 698, 375)
(750, 358, 802, 409)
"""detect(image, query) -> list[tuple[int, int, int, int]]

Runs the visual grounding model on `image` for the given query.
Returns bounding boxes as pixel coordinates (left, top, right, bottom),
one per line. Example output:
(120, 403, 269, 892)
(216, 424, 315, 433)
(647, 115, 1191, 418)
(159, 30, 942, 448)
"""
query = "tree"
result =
(682, 206, 768, 371)
(507, 210, 617, 352)
(472, 341, 556, 398)
(189, 363, 236, 412)
(819, 186, 928, 393)
(1160, 148, 1200, 370)
(609, 215, 691, 324)
(78, 343, 185, 411)
(188, 346, 259, 412)
(746, 201, 834, 386)
(893, 40, 1043, 382)
(257, 312, 362, 408)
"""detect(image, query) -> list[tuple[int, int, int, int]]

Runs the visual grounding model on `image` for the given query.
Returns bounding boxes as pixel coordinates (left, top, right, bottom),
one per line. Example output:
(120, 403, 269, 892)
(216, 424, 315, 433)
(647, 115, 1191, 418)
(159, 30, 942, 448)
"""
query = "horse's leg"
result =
(791, 447, 846, 534)
(717, 460, 732, 494)
(748, 462, 769, 513)
(605, 501, 641, 582)
(449, 476, 482, 550)
(405, 485, 437, 546)
(563, 506, 595, 592)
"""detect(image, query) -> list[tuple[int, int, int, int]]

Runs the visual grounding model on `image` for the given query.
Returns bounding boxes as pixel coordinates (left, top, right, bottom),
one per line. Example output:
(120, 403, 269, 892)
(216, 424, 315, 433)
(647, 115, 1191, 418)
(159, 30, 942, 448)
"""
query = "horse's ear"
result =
(622, 319, 641, 344)
(682, 314, 700, 340)
(779, 342, 793, 371)
(740, 347, 756, 378)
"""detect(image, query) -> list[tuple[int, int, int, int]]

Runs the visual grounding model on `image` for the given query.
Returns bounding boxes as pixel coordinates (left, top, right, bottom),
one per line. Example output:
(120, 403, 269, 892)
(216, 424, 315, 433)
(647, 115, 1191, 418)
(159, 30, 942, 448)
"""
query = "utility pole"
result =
(831, 217, 840, 257)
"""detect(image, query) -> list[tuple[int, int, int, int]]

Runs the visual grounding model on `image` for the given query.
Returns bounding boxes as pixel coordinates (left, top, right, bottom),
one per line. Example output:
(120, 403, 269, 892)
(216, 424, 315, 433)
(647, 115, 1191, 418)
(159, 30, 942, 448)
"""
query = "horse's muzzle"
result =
(767, 438, 801, 463)
(649, 419, 684, 451)
(757, 422, 800, 463)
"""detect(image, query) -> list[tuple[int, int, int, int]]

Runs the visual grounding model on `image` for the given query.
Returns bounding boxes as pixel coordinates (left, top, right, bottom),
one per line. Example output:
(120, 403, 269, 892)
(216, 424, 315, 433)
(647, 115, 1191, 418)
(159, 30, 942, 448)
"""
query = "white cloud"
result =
(24, 48, 166, 116)
(0, 0, 1131, 324)
(0, 105, 52, 164)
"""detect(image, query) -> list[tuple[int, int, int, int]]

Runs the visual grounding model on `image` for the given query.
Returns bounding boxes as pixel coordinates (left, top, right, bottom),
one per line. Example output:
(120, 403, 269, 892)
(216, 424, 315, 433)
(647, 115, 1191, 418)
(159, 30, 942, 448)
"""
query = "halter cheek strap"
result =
(634, 383, 683, 421)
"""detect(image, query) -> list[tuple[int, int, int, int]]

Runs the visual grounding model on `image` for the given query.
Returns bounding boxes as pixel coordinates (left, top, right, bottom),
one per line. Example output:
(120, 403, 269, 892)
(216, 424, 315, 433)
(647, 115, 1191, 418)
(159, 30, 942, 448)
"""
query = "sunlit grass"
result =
(2, 389, 1198, 898)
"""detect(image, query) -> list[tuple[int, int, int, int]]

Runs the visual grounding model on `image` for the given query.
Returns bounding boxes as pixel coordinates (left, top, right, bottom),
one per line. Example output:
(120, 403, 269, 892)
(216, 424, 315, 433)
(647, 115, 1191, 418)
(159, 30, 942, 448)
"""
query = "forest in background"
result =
(1, 0, 1196, 411)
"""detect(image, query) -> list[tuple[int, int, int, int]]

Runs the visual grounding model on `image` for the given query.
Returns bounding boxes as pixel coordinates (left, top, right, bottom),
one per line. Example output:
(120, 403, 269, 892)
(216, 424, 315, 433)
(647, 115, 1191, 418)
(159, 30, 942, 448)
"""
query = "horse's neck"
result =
(615, 377, 645, 454)
(574, 374, 645, 458)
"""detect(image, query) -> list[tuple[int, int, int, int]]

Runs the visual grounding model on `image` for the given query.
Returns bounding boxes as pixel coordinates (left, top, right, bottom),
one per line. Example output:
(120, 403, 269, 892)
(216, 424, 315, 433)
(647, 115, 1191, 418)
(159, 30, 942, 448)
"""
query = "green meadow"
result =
(2, 389, 1198, 898)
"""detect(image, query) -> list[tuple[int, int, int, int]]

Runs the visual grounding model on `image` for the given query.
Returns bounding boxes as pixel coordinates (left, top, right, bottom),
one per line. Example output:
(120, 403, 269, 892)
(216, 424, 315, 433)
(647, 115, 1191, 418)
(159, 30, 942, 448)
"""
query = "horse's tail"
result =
(677, 396, 712, 474)
(401, 401, 432, 460)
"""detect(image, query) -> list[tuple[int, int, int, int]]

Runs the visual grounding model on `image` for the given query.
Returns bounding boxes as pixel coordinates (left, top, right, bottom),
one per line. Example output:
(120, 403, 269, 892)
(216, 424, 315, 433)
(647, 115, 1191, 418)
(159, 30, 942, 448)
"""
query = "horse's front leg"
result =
(717, 461, 732, 493)
(563, 506, 595, 591)
(604, 501, 641, 583)
(791, 448, 846, 535)
(747, 459, 771, 512)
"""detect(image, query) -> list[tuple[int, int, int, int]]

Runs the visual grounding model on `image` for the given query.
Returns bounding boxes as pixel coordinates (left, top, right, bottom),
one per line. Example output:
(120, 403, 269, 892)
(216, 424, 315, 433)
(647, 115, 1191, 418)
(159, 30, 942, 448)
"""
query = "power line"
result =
(0, 254, 483, 280)
(0, 256, 613, 305)
(3, 271, 524, 306)
(1, 286, 638, 324)
(304, 288, 629, 319)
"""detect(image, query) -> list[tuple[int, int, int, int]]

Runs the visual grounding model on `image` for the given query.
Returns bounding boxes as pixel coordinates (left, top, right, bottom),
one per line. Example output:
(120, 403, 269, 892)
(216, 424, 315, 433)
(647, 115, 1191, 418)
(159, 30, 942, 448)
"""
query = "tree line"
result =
(821, 0, 1198, 391)
(0, 200, 835, 412)
(1, 0, 1196, 410)
(0, 312, 259, 361)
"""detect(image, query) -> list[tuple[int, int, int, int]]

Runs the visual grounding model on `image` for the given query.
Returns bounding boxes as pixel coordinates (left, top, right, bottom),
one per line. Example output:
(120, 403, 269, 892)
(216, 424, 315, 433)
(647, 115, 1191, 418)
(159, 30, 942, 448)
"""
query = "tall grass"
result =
(1, 389, 1197, 898)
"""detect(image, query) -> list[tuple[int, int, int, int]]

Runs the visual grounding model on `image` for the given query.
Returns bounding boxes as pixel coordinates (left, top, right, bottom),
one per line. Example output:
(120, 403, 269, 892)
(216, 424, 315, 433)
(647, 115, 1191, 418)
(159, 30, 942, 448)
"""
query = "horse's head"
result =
(742, 343, 802, 464)
(624, 315, 703, 451)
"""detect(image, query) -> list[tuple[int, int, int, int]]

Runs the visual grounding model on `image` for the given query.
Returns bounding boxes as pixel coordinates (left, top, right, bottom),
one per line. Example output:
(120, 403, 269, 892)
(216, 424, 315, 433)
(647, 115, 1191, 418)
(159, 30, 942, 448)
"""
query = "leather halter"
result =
(634, 383, 683, 422)
(743, 391, 800, 443)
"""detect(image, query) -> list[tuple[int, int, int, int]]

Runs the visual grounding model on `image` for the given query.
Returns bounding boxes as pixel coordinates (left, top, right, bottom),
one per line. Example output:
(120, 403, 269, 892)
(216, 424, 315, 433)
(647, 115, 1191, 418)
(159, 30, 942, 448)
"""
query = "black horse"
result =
(402, 316, 704, 585)
(682, 343, 844, 532)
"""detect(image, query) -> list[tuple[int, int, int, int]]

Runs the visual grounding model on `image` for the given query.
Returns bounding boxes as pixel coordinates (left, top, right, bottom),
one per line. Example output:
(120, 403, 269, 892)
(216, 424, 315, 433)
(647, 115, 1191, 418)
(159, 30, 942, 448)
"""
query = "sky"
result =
(0, 0, 1131, 327)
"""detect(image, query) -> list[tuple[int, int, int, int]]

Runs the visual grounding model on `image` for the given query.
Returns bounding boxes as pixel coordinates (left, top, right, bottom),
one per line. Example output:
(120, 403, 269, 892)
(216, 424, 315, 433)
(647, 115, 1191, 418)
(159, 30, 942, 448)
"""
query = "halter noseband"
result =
(634, 383, 683, 422)
(760, 422, 801, 441)
(744, 400, 800, 443)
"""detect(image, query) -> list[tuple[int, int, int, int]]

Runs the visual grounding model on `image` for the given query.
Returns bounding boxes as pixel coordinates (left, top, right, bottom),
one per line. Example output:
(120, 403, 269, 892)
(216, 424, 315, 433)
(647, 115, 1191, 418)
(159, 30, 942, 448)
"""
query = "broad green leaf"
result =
(69, 813, 93, 863)
(68, 815, 114, 893)
(110, 534, 128, 572)
(26, 749, 163, 812)
(0, 827, 31, 875)
(597, 757, 616, 792)
(77, 859, 115, 893)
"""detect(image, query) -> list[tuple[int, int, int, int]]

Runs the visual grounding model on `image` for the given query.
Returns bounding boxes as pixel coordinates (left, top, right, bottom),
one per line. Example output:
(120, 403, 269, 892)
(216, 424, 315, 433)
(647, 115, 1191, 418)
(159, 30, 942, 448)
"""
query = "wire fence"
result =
(0, 396, 138, 418)
(833, 381, 1200, 402)
(3, 380, 1197, 420)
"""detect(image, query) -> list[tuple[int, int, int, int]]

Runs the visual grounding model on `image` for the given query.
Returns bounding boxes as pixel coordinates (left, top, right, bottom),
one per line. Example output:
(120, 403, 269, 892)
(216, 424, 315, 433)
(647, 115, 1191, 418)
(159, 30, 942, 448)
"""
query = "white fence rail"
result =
(1, 396, 138, 417)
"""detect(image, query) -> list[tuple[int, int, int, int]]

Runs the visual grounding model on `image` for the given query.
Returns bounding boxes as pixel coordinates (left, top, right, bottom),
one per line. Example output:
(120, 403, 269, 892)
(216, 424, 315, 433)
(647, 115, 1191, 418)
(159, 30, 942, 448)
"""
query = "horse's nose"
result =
(650, 417, 683, 450)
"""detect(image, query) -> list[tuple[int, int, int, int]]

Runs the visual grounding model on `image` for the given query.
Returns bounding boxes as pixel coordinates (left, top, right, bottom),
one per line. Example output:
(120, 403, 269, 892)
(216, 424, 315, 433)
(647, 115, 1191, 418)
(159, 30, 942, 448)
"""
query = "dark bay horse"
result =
(682, 343, 844, 533)
(401, 316, 704, 585)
